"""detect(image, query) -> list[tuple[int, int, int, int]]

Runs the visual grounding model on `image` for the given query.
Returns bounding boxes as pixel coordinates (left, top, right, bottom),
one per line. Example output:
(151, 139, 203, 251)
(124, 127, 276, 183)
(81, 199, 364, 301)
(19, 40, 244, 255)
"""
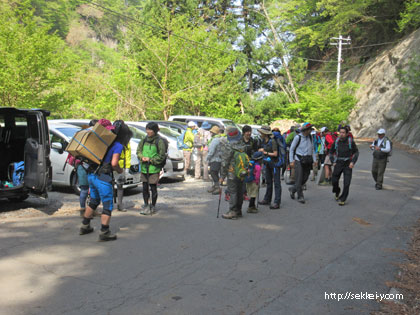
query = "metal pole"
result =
(337, 34, 342, 90)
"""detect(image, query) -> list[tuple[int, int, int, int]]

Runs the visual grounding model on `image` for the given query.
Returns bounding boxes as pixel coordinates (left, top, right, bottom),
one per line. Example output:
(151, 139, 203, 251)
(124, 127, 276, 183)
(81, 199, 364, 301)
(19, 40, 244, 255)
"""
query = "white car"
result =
(48, 122, 141, 194)
(127, 122, 185, 179)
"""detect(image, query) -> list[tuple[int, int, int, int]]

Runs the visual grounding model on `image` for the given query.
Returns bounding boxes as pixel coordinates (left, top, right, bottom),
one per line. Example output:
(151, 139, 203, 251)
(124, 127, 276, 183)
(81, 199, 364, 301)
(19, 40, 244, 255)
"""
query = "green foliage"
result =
(398, 54, 420, 100)
(283, 80, 359, 130)
(398, 0, 420, 32)
(0, 1, 75, 111)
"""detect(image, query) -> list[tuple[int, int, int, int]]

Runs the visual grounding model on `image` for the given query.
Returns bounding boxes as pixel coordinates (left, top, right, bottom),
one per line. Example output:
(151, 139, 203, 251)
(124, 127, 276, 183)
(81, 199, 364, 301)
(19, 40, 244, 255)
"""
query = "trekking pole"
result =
(256, 175, 260, 210)
(146, 161, 152, 216)
(217, 186, 222, 218)
(112, 173, 117, 204)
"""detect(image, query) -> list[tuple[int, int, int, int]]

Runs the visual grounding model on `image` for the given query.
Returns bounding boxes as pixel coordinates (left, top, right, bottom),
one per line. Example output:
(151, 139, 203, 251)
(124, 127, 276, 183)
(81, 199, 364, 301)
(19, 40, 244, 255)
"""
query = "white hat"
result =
(311, 130, 316, 135)
(187, 121, 196, 128)
(377, 128, 386, 134)
(320, 127, 327, 133)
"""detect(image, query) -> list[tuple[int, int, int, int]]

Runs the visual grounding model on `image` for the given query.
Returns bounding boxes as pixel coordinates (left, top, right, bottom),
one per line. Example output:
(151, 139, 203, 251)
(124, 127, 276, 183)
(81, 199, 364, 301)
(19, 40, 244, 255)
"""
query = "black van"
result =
(0, 107, 51, 201)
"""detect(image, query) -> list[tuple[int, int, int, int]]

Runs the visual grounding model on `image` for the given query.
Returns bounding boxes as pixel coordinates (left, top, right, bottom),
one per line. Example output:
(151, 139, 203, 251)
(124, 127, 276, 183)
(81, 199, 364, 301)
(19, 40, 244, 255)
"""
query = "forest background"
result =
(0, 0, 419, 130)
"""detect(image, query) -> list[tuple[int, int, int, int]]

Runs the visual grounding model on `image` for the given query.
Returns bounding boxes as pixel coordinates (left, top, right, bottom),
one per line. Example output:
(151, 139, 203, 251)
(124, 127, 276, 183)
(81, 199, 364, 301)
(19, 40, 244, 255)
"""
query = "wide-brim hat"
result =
(201, 121, 212, 130)
(258, 125, 272, 135)
(252, 151, 264, 160)
(209, 126, 220, 134)
(226, 126, 242, 142)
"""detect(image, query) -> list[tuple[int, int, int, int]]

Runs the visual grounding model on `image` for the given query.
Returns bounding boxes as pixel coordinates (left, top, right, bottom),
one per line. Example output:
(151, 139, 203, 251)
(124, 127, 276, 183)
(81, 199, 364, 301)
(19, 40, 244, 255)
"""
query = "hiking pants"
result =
(183, 151, 192, 174)
(263, 165, 281, 205)
(209, 162, 221, 188)
(332, 160, 352, 202)
(292, 161, 312, 198)
(372, 158, 387, 187)
(227, 175, 244, 214)
(195, 149, 209, 179)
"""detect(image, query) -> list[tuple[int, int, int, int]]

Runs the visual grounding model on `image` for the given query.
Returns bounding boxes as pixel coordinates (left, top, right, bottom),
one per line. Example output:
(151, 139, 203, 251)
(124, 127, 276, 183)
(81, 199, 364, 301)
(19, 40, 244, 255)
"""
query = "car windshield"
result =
(128, 126, 146, 140)
(159, 126, 180, 139)
(57, 127, 81, 139)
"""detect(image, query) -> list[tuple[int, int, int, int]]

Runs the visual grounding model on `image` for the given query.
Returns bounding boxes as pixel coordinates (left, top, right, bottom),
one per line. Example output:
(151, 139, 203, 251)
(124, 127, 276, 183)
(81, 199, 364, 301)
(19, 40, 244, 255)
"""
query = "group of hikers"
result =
(72, 118, 392, 241)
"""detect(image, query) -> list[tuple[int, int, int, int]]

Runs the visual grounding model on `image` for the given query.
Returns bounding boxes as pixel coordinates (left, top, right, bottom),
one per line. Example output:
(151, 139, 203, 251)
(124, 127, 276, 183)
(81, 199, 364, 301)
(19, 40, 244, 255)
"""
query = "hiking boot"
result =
(222, 210, 238, 220)
(79, 224, 94, 235)
(117, 205, 127, 212)
(269, 203, 280, 209)
(338, 200, 345, 206)
(150, 205, 156, 214)
(207, 186, 215, 193)
(302, 184, 307, 191)
(247, 206, 258, 213)
(334, 188, 341, 201)
(288, 187, 295, 200)
(99, 230, 117, 242)
(319, 181, 329, 186)
(236, 210, 242, 217)
(212, 188, 221, 195)
(258, 200, 270, 205)
(139, 204, 150, 215)
(297, 196, 306, 204)
(375, 184, 382, 190)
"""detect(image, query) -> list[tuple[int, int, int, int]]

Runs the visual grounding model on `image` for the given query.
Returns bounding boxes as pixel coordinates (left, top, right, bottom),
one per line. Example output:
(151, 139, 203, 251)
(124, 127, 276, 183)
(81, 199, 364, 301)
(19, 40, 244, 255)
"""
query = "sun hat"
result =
(201, 121, 212, 130)
(187, 121, 196, 128)
(301, 122, 313, 131)
(252, 151, 264, 160)
(209, 126, 220, 134)
(377, 128, 386, 134)
(258, 125, 272, 135)
(226, 126, 242, 142)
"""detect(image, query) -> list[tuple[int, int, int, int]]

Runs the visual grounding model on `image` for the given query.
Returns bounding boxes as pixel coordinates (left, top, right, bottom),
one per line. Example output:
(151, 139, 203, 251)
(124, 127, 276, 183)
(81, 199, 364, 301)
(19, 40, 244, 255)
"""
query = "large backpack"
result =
(193, 130, 206, 147)
(177, 130, 189, 150)
(268, 137, 286, 167)
(141, 136, 168, 169)
(244, 160, 256, 183)
(233, 150, 250, 180)
(374, 137, 393, 157)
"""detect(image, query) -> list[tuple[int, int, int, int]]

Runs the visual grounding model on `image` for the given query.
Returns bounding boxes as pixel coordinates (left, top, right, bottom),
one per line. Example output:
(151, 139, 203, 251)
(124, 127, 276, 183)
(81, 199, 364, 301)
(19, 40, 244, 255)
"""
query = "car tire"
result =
(8, 194, 29, 202)
(71, 172, 81, 196)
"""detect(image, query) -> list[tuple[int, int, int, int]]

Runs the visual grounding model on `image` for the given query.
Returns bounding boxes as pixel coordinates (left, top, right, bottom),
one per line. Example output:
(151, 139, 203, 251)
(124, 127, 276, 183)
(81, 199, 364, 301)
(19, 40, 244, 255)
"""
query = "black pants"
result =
(332, 160, 352, 202)
(209, 162, 221, 188)
(291, 161, 312, 198)
(143, 182, 157, 206)
(263, 165, 282, 204)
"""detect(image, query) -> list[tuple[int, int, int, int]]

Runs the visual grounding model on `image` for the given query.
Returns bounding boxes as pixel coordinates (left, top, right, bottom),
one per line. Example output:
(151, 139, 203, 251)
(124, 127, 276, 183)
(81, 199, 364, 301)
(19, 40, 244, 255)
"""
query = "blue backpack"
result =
(12, 161, 25, 186)
(176, 130, 189, 150)
(244, 160, 256, 183)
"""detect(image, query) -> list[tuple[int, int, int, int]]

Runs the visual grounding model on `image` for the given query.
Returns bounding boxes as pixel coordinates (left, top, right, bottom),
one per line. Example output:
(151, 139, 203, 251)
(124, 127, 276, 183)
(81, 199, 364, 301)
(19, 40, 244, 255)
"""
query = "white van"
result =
(168, 115, 238, 131)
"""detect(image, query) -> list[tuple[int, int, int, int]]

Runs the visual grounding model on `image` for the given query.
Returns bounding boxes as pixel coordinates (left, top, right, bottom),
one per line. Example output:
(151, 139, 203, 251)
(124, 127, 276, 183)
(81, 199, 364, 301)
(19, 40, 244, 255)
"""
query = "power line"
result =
(342, 40, 401, 50)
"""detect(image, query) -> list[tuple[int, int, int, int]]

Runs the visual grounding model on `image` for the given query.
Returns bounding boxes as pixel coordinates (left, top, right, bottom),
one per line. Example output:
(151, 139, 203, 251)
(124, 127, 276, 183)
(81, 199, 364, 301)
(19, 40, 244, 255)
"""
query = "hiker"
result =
(113, 120, 133, 212)
(258, 125, 282, 209)
(272, 127, 287, 181)
(329, 126, 359, 206)
(310, 130, 321, 181)
(137, 122, 167, 215)
(245, 151, 263, 213)
(79, 119, 127, 242)
(288, 122, 317, 204)
(370, 128, 391, 190)
(182, 121, 196, 177)
(207, 126, 224, 195)
(319, 127, 335, 185)
(285, 124, 301, 184)
(194, 121, 212, 180)
(219, 127, 247, 220)
(241, 125, 258, 158)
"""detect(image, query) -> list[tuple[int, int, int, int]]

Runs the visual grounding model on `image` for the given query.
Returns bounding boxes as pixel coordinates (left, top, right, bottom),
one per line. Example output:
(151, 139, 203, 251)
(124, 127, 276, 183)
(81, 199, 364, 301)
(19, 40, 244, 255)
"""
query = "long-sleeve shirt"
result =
(372, 137, 391, 153)
(207, 136, 223, 163)
(289, 134, 316, 162)
(183, 128, 195, 151)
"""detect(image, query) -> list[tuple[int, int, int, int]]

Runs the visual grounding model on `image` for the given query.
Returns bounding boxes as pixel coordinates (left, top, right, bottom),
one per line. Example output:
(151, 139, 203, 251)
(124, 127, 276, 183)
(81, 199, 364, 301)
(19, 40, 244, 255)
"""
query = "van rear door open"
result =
(24, 111, 51, 197)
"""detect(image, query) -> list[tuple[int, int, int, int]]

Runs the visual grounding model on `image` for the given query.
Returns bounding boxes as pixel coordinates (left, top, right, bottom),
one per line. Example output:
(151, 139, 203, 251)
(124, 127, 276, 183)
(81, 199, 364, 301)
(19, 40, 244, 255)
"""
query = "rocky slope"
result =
(347, 28, 420, 149)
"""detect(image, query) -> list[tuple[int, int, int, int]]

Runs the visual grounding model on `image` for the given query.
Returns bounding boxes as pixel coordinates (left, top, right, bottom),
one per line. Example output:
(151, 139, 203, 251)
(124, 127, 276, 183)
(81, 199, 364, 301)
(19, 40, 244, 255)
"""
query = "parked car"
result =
(48, 121, 141, 193)
(0, 107, 51, 201)
(139, 120, 187, 134)
(127, 122, 185, 179)
(168, 115, 238, 131)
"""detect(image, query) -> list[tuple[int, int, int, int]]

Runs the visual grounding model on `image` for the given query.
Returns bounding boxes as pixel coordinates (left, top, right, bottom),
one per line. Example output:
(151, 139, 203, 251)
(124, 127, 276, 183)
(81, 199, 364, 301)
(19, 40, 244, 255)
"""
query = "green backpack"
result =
(233, 150, 250, 180)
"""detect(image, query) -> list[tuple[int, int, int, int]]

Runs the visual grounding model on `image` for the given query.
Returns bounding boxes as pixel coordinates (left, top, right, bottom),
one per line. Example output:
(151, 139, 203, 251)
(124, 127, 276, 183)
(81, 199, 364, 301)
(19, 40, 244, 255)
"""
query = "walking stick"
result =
(217, 186, 222, 218)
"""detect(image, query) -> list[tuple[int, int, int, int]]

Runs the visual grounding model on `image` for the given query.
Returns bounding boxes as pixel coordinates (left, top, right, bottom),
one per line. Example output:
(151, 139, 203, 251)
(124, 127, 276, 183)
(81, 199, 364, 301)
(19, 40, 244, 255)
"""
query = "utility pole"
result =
(330, 34, 351, 89)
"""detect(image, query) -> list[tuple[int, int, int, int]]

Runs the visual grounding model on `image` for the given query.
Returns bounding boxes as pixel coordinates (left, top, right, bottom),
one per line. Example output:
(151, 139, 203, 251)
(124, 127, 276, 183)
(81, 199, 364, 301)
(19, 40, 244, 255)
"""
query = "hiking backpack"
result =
(244, 160, 256, 183)
(233, 150, 250, 180)
(141, 136, 168, 169)
(193, 130, 206, 148)
(374, 137, 393, 157)
(176, 130, 189, 150)
(268, 137, 286, 167)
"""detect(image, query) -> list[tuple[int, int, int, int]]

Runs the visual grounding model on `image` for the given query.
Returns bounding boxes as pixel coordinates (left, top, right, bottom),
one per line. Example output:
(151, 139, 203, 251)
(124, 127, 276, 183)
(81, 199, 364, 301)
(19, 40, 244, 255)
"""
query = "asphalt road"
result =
(1, 143, 419, 315)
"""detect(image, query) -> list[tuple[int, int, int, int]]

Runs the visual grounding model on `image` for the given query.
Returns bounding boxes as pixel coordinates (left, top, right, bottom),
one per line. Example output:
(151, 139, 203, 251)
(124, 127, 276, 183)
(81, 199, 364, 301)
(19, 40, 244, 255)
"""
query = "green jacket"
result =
(137, 135, 166, 174)
(286, 131, 297, 145)
(220, 139, 246, 179)
(183, 128, 195, 151)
